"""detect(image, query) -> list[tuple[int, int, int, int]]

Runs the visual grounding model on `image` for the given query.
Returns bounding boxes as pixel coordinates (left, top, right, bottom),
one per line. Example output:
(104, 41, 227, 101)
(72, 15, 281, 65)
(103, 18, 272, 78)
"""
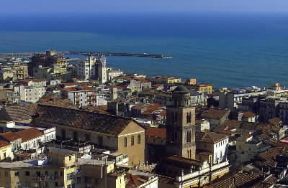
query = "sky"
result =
(1, 0, 288, 15)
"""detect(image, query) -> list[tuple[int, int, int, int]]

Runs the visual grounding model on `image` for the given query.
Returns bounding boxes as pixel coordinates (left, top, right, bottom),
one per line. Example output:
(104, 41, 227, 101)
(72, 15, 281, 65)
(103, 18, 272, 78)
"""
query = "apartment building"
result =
(14, 79, 46, 103)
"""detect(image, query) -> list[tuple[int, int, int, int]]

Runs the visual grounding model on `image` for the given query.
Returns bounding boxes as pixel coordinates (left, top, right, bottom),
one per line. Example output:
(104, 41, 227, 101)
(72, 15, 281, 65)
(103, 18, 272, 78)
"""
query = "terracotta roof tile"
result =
(33, 104, 137, 136)
(165, 155, 201, 167)
(205, 170, 262, 188)
(0, 140, 10, 148)
(201, 109, 230, 120)
(196, 131, 228, 144)
(126, 174, 150, 188)
(242, 111, 256, 118)
(15, 128, 43, 142)
(146, 127, 166, 139)
(0, 132, 21, 142)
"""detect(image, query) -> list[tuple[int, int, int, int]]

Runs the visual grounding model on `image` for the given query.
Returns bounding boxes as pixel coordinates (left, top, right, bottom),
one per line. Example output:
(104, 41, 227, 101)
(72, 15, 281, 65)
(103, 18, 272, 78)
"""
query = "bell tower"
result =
(166, 85, 196, 159)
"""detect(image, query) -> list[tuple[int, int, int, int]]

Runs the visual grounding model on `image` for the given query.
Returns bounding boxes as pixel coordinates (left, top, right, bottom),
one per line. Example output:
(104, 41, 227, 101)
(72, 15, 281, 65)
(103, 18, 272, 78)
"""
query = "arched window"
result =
(186, 130, 192, 143)
(186, 112, 192, 123)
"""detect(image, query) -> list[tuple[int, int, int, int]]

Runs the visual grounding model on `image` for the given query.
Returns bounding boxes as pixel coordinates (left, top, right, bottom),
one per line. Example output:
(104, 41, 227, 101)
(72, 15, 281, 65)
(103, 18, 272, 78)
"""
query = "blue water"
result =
(1, 13, 288, 88)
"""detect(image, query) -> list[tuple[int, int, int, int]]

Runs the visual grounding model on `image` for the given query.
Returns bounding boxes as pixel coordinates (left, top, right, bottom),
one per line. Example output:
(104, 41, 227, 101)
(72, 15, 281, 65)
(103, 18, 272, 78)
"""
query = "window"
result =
(85, 134, 90, 142)
(187, 149, 192, 159)
(131, 136, 134, 146)
(186, 130, 192, 143)
(137, 134, 141, 144)
(73, 132, 78, 141)
(173, 131, 177, 142)
(98, 136, 103, 146)
(61, 129, 66, 140)
(124, 137, 127, 147)
(15, 172, 19, 176)
(186, 112, 192, 123)
(66, 173, 73, 180)
(25, 171, 30, 176)
(174, 113, 178, 123)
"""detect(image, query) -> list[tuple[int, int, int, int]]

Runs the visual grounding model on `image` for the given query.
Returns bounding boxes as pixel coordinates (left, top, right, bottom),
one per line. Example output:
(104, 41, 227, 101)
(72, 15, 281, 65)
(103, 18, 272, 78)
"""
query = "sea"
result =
(1, 12, 288, 88)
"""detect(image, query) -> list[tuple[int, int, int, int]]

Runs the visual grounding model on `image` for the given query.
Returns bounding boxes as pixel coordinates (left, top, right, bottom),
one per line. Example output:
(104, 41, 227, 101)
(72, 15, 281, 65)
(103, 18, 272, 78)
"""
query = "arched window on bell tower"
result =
(186, 130, 192, 143)
(186, 112, 192, 123)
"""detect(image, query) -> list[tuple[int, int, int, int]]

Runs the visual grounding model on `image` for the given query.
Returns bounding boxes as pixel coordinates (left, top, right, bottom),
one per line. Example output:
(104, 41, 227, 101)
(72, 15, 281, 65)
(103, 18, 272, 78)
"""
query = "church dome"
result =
(173, 85, 190, 94)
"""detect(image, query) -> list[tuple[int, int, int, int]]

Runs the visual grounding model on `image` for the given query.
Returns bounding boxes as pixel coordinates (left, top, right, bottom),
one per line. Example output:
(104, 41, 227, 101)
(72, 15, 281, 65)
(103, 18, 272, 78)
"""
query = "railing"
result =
(176, 161, 229, 182)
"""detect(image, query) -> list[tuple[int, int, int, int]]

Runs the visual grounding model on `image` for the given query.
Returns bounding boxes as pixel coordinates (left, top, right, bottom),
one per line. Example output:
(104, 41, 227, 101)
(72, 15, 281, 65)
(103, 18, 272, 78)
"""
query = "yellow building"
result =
(34, 104, 146, 166)
(76, 158, 126, 188)
(166, 77, 182, 84)
(0, 63, 28, 81)
(185, 78, 197, 86)
(0, 147, 77, 188)
(0, 140, 13, 161)
(0, 147, 126, 188)
(197, 84, 213, 94)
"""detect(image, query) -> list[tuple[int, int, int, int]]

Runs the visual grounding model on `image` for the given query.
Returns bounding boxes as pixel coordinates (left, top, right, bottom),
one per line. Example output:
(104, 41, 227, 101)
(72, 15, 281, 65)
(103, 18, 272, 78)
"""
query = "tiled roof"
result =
(0, 128, 43, 143)
(255, 147, 286, 168)
(126, 174, 150, 188)
(196, 131, 228, 144)
(0, 132, 21, 142)
(214, 120, 241, 134)
(201, 109, 230, 120)
(268, 117, 282, 126)
(253, 174, 277, 188)
(132, 103, 163, 115)
(0, 104, 36, 122)
(0, 140, 10, 148)
(146, 127, 166, 139)
(33, 104, 136, 136)
(39, 95, 74, 108)
(242, 111, 256, 118)
(165, 155, 201, 167)
(205, 170, 262, 188)
(15, 128, 43, 142)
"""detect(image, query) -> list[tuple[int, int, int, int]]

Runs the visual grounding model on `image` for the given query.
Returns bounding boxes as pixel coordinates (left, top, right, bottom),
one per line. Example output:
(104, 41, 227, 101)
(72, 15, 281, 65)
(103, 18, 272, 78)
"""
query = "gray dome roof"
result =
(173, 85, 190, 94)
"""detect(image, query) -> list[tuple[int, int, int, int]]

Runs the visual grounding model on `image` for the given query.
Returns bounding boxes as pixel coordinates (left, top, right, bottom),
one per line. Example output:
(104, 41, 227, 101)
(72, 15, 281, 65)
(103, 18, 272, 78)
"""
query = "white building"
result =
(196, 119, 210, 132)
(13, 128, 56, 151)
(96, 56, 107, 84)
(196, 131, 229, 165)
(107, 68, 124, 81)
(76, 55, 108, 83)
(219, 89, 267, 110)
(0, 127, 56, 155)
(14, 79, 46, 103)
(67, 90, 107, 107)
(77, 55, 97, 80)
